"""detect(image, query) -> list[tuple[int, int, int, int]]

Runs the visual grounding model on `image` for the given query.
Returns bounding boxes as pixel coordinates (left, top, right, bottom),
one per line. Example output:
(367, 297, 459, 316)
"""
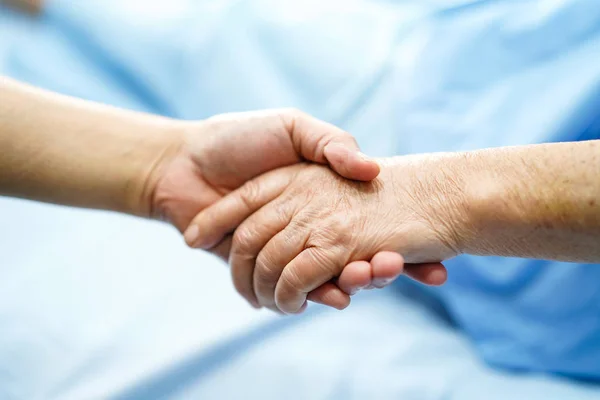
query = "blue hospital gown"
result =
(1, 0, 599, 398)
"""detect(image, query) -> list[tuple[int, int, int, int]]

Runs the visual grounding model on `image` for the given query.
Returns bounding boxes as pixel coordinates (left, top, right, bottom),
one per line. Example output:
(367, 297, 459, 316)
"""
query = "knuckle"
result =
(336, 227, 353, 247)
(273, 198, 295, 224)
(311, 248, 344, 277)
(330, 128, 355, 147)
(330, 214, 350, 233)
(239, 179, 261, 209)
(282, 107, 304, 119)
(280, 267, 306, 295)
(276, 107, 305, 132)
(232, 225, 256, 255)
(309, 216, 352, 247)
(276, 271, 308, 313)
(344, 132, 359, 147)
(256, 251, 281, 282)
(301, 242, 347, 279)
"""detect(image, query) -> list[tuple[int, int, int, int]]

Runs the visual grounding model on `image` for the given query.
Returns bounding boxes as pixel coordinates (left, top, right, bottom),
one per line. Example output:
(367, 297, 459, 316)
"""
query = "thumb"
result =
(283, 109, 380, 181)
(323, 142, 380, 182)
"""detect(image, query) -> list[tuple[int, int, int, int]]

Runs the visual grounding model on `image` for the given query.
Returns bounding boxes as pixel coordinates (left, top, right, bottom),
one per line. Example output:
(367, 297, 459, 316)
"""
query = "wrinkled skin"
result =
(150, 109, 435, 309)
(188, 162, 452, 313)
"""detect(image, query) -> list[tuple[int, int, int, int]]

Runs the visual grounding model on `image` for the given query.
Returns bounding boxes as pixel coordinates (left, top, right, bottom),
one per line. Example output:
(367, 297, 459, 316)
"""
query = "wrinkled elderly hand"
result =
(149, 108, 401, 308)
(186, 157, 456, 313)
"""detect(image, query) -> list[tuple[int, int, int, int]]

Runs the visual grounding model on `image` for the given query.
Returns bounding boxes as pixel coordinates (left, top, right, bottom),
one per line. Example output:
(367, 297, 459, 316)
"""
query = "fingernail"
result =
(349, 282, 370, 295)
(183, 225, 200, 248)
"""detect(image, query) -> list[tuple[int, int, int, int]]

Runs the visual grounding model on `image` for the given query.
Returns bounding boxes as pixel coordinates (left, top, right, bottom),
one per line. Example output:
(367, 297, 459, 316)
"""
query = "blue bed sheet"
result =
(1, 1, 599, 398)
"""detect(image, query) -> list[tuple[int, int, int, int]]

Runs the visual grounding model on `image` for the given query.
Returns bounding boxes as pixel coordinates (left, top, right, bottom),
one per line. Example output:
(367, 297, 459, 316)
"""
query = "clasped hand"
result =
(154, 110, 451, 314)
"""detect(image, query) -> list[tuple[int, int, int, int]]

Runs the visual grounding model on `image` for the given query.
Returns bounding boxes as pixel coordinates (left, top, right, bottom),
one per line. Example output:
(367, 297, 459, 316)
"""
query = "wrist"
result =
(124, 119, 186, 218)
(380, 153, 472, 261)
(0, 78, 187, 216)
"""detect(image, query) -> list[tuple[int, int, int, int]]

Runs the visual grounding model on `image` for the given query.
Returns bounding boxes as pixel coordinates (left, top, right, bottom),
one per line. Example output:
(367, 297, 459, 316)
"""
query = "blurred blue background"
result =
(1, 1, 599, 399)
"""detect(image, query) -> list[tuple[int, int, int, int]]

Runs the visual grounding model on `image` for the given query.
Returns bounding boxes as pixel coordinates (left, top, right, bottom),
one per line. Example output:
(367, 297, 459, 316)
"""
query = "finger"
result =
(306, 282, 351, 310)
(336, 252, 405, 295)
(336, 260, 373, 295)
(323, 143, 380, 182)
(209, 235, 232, 263)
(298, 301, 308, 313)
(283, 109, 380, 181)
(229, 199, 292, 308)
(256, 223, 352, 310)
(370, 251, 405, 289)
(183, 168, 294, 250)
(275, 246, 344, 314)
(254, 223, 309, 308)
(405, 263, 448, 286)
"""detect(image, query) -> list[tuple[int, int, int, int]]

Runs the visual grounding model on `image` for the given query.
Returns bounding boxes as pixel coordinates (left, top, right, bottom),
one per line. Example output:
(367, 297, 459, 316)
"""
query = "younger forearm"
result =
(0, 77, 183, 216)
(389, 141, 600, 263)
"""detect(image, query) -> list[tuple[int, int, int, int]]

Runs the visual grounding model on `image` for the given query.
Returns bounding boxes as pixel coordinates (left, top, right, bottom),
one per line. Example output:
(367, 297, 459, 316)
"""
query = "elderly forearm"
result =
(0, 77, 183, 216)
(394, 141, 600, 263)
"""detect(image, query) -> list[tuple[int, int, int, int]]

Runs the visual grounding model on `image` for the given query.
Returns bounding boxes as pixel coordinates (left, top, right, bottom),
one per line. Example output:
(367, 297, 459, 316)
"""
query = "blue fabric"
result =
(1, 0, 599, 398)
(385, 0, 600, 378)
